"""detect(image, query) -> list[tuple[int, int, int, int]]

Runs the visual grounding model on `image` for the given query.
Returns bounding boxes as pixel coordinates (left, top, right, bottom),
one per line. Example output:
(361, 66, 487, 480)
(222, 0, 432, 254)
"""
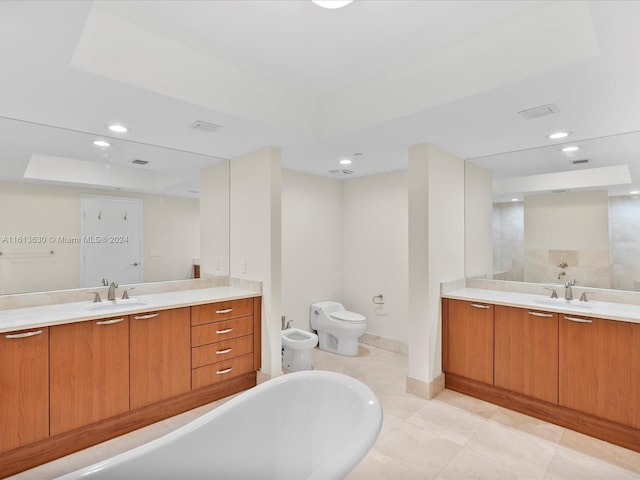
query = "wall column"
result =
(229, 147, 282, 378)
(407, 144, 465, 398)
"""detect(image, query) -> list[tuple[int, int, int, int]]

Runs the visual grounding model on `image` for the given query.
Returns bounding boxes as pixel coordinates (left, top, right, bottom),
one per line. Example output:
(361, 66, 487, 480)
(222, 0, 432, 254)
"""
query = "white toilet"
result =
(309, 301, 367, 356)
(281, 327, 318, 371)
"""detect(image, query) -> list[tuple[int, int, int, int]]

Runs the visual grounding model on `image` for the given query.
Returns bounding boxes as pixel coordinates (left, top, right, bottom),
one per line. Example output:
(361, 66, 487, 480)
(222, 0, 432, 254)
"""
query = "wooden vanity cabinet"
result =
(0, 327, 49, 452)
(559, 314, 640, 429)
(442, 299, 494, 385)
(494, 305, 558, 403)
(191, 298, 258, 390)
(49, 316, 130, 435)
(130, 307, 191, 409)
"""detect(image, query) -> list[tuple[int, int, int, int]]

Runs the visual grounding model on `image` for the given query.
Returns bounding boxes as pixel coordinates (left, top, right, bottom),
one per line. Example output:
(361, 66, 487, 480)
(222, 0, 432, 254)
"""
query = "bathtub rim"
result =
(57, 369, 383, 480)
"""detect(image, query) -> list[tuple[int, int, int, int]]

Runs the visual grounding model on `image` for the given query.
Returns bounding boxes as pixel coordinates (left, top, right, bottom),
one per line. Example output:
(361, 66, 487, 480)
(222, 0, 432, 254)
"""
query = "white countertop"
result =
(442, 288, 640, 325)
(0, 286, 259, 333)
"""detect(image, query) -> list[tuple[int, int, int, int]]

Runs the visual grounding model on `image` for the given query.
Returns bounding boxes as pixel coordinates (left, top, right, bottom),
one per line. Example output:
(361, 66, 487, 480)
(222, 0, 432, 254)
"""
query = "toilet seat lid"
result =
(330, 311, 366, 323)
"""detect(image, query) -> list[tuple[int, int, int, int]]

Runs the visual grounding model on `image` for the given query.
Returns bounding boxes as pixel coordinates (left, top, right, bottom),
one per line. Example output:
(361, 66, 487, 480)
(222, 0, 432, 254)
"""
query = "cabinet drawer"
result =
(191, 316, 253, 347)
(191, 298, 254, 326)
(192, 353, 254, 390)
(192, 335, 254, 368)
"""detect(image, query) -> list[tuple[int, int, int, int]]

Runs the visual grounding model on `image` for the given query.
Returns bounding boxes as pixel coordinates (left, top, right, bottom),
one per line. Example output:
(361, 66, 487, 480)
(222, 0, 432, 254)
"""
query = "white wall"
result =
(281, 169, 409, 348)
(0, 181, 199, 294)
(281, 170, 343, 330)
(342, 171, 408, 343)
(230, 148, 282, 377)
(525, 191, 609, 250)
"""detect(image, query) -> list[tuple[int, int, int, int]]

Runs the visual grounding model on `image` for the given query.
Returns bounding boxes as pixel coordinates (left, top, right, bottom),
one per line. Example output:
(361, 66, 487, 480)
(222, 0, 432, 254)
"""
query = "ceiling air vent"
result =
(131, 159, 149, 165)
(188, 120, 222, 133)
(517, 103, 559, 120)
(329, 169, 354, 176)
(571, 159, 589, 165)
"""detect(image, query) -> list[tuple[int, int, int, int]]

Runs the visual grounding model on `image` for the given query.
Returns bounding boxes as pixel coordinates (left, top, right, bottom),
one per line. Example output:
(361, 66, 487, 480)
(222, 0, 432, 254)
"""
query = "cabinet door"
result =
(559, 315, 640, 428)
(0, 328, 49, 452)
(50, 317, 129, 435)
(130, 307, 191, 409)
(444, 299, 494, 384)
(494, 306, 558, 403)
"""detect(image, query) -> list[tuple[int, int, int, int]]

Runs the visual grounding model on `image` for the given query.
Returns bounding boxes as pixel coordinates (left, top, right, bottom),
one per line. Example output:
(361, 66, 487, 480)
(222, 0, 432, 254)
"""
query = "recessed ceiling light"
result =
(561, 146, 580, 153)
(93, 140, 110, 148)
(339, 159, 352, 165)
(631, 190, 640, 195)
(312, 0, 353, 9)
(511, 198, 519, 202)
(108, 124, 128, 133)
(548, 131, 570, 140)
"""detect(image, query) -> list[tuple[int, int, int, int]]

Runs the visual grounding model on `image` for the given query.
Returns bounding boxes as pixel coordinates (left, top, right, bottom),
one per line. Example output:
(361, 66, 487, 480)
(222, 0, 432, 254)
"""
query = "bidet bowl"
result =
(281, 327, 318, 350)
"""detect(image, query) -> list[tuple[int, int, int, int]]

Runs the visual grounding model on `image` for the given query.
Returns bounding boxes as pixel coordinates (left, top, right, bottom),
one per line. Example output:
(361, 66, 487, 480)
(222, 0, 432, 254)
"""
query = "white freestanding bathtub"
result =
(58, 370, 382, 480)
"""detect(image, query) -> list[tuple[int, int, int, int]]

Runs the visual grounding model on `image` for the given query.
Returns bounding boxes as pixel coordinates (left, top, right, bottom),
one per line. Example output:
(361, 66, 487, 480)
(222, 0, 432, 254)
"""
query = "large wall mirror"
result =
(469, 130, 640, 292)
(0, 116, 229, 295)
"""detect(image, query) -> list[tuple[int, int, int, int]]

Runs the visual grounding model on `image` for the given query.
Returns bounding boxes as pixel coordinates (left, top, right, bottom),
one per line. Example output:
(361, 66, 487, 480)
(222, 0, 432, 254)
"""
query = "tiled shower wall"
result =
(609, 196, 640, 291)
(492, 196, 640, 291)
(492, 202, 524, 282)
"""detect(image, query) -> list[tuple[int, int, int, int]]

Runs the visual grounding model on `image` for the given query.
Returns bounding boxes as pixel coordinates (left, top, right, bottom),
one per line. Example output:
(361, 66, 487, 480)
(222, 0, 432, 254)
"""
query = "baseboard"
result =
(406, 373, 445, 400)
(360, 333, 408, 355)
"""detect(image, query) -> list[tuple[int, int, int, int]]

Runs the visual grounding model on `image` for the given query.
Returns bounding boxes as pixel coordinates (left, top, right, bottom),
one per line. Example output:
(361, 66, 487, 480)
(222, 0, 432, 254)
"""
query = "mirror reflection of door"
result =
(80, 195, 142, 288)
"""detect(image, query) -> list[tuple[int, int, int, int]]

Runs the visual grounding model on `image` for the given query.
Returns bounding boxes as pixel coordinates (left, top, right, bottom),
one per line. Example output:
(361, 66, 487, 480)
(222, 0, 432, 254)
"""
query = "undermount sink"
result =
(89, 299, 148, 311)
(534, 297, 592, 309)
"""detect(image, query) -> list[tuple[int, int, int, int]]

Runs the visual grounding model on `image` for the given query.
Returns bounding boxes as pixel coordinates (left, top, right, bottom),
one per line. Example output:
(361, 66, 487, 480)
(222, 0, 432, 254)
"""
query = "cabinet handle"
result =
(5, 330, 43, 339)
(470, 303, 490, 309)
(134, 313, 159, 320)
(528, 311, 553, 317)
(216, 367, 233, 375)
(96, 318, 124, 325)
(216, 328, 233, 334)
(216, 348, 233, 355)
(564, 315, 593, 324)
(216, 308, 233, 314)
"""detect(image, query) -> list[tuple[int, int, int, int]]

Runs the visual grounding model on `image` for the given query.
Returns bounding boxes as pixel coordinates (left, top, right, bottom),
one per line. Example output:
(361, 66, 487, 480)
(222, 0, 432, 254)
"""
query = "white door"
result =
(80, 195, 143, 288)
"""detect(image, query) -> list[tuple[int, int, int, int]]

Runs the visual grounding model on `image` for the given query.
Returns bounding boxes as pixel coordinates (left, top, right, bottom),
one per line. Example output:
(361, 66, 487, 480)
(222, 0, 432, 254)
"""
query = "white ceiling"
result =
(0, 0, 639, 197)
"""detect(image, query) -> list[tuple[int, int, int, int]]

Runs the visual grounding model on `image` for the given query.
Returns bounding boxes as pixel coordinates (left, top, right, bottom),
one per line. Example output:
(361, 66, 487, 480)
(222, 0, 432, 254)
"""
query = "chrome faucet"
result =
(281, 315, 292, 330)
(107, 281, 119, 301)
(564, 279, 576, 301)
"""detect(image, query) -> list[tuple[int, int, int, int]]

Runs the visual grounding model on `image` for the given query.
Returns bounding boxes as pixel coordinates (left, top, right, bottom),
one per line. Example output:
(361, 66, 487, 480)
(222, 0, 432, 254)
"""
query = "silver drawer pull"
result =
(216, 328, 233, 334)
(470, 303, 490, 309)
(96, 318, 124, 325)
(564, 316, 593, 323)
(216, 348, 233, 355)
(134, 313, 159, 320)
(216, 308, 233, 314)
(5, 330, 43, 339)
(528, 311, 553, 317)
(216, 367, 233, 375)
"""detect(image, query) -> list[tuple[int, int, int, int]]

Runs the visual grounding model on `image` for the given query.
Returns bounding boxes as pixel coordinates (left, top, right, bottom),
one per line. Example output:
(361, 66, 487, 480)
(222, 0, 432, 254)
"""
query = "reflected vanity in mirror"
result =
(469, 131, 640, 291)
(0, 116, 230, 295)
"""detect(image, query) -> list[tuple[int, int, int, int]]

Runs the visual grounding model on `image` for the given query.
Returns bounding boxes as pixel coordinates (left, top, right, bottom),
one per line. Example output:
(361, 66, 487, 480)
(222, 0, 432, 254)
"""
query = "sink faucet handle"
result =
(579, 291, 595, 302)
(544, 286, 558, 298)
(88, 291, 102, 303)
(122, 287, 135, 299)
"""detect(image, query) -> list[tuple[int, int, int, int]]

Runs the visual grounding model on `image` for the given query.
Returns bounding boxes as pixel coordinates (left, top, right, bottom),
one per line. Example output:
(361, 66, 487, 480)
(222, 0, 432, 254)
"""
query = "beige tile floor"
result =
(10, 344, 640, 479)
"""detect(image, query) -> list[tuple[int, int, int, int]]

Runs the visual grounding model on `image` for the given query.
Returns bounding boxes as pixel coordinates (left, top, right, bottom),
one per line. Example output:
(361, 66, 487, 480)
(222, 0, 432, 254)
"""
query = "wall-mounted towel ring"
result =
(372, 294, 384, 305)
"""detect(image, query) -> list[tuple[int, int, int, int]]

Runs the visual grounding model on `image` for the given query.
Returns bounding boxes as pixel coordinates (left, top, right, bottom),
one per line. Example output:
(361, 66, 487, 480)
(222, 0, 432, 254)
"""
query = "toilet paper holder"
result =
(372, 294, 384, 305)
